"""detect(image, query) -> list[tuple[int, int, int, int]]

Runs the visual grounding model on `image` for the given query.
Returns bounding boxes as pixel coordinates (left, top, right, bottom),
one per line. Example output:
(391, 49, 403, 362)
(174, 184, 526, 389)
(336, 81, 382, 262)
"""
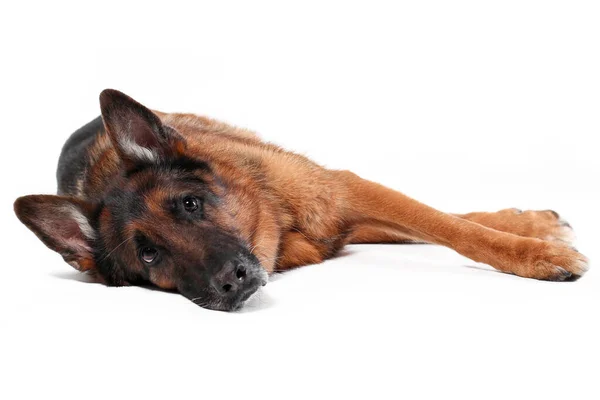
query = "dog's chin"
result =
(190, 275, 268, 312)
(199, 289, 262, 311)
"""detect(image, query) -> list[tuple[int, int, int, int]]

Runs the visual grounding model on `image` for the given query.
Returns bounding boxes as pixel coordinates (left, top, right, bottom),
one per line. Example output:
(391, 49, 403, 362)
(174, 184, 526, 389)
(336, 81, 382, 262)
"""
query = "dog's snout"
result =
(210, 261, 250, 296)
(195, 257, 268, 310)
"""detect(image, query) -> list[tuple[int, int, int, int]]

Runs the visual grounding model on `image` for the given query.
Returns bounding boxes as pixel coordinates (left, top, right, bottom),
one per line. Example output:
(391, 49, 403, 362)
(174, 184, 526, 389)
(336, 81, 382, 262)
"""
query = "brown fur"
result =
(14, 90, 589, 311)
(146, 110, 587, 279)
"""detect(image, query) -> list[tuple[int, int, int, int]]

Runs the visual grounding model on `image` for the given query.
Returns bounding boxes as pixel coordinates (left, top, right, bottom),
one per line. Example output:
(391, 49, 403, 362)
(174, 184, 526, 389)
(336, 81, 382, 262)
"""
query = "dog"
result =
(14, 89, 589, 311)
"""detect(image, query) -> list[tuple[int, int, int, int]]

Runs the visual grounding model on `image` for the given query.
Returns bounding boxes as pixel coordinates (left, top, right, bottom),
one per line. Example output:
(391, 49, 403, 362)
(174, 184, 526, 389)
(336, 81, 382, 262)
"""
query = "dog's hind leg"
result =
(335, 171, 588, 281)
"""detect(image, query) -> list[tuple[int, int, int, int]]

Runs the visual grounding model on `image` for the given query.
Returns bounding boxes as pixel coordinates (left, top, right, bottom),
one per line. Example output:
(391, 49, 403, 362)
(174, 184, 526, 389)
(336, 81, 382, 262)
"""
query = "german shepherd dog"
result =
(14, 90, 589, 311)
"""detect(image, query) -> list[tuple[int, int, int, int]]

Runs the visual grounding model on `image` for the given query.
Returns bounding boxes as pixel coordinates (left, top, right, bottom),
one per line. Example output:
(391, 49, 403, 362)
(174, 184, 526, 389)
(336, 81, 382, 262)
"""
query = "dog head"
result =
(14, 90, 268, 311)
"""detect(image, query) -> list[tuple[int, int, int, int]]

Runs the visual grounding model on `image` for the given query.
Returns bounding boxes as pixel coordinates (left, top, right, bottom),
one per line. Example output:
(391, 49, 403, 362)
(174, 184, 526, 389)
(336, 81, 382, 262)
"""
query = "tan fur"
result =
(15, 96, 588, 294)
(122, 111, 587, 280)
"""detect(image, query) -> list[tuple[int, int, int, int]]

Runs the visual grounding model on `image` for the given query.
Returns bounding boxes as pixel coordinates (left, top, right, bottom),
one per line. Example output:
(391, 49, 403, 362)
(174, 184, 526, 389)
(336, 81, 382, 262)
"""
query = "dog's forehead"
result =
(100, 167, 212, 226)
(121, 166, 203, 197)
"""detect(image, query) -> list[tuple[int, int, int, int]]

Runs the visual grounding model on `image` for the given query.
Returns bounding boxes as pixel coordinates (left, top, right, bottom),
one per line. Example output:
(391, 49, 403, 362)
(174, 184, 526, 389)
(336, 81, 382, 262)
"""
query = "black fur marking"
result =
(124, 157, 211, 178)
(170, 157, 211, 174)
(93, 190, 148, 286)
(57, 116, 104, 196)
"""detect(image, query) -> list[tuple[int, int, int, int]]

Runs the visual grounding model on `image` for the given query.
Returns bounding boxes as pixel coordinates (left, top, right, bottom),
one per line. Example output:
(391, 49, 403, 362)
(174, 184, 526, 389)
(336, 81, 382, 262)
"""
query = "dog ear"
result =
(14, 195, 97, 272)
(99, 89, 185, 167)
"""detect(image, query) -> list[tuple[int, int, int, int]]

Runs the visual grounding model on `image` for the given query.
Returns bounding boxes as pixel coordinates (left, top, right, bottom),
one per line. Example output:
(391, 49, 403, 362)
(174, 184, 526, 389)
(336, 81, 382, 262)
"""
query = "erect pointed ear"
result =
(99, 89, 185, 168)
(14, 195, 97, 272)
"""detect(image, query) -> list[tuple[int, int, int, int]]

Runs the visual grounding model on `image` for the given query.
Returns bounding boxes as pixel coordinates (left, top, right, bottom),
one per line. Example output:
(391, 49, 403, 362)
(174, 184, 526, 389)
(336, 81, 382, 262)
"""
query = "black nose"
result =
(210, 261, 248, 296)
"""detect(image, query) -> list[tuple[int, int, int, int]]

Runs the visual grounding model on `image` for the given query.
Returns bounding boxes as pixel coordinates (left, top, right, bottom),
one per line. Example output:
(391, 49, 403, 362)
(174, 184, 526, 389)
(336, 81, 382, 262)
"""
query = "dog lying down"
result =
(14, 90, 588, 311)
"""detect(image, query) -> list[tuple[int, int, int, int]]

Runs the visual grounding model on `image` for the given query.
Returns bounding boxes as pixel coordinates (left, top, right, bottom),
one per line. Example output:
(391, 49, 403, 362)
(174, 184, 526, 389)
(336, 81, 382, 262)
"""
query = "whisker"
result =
(258, 255, 281, 268)
(247, 225, 261, 245)
(249, 240, 263, 254)
(98, 235, 136, 262)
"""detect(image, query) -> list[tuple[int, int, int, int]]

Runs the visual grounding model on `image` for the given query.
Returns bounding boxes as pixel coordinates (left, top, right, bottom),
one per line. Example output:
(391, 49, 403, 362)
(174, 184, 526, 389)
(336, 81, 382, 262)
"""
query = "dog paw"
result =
(503, 208, 576, 244)
(511, 240, 589, 281)
(547, 212, 576, 244)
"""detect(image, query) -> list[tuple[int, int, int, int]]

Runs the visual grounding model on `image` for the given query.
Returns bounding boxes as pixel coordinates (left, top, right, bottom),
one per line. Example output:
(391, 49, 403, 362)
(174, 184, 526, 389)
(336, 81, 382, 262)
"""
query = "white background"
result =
(1, 1, 599, 399)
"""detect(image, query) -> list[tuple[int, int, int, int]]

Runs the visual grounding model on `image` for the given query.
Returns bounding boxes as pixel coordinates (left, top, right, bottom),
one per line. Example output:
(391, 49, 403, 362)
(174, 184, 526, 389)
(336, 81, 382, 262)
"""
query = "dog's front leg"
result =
(336, 171, 588, 280)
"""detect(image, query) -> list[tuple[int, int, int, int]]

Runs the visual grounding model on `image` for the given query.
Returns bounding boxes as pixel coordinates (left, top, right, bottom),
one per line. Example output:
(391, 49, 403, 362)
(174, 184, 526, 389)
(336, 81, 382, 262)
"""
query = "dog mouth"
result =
(229, 284, 265, 311)
(192, 285, 265, 311)
(189, 267, 268, 311)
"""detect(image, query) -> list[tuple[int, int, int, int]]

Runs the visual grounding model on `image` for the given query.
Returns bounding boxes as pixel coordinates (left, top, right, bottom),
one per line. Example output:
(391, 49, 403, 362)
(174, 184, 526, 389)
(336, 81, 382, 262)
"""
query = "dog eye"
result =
(183, 196, 199, 212)
(140, 247, 159, 264)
